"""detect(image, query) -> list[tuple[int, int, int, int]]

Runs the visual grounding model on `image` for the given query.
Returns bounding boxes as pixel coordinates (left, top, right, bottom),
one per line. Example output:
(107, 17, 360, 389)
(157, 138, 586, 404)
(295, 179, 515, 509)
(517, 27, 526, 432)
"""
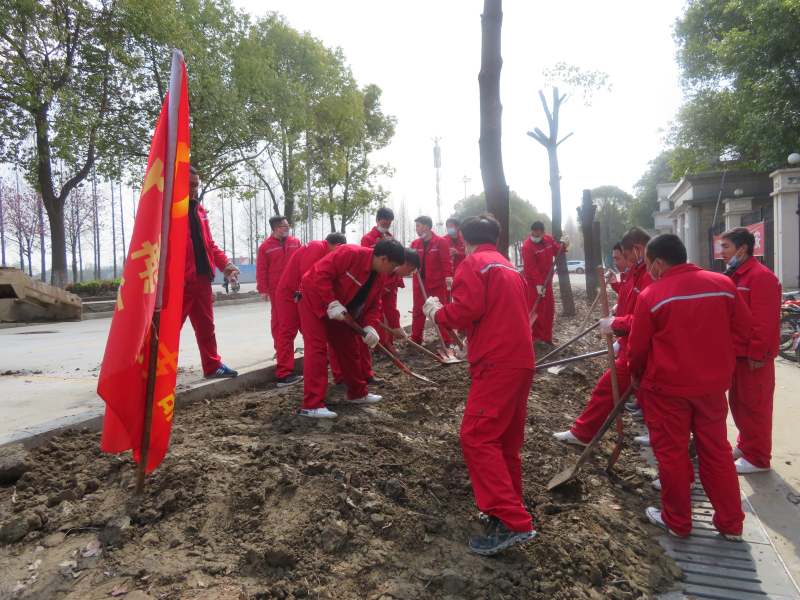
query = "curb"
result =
(81, 295, 263, 321)
(0, 356, 304, 451)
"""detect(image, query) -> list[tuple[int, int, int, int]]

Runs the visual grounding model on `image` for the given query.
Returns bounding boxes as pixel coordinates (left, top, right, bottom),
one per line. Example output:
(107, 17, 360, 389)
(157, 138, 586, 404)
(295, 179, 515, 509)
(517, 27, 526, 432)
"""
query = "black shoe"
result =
(468, 518, 536, 556)
(365, 375, 385, 386)
(335, 381, 349, 393)
(631, 409, 644, 422)
(277, 374, 303, 388)
(625, 402, 639, 413)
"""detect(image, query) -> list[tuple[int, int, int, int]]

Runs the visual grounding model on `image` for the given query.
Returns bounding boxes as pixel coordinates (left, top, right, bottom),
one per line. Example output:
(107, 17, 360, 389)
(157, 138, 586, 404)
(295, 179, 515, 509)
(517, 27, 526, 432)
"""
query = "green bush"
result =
(67, 278, 121, 294)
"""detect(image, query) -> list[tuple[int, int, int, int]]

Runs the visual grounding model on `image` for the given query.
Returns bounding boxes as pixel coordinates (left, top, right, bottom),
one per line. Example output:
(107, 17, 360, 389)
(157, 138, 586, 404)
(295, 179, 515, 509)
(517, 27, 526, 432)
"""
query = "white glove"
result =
(422, 296, 443, 321)
(536, 285, 544, 296)
(613, 340, 620, 357)
(361, 326, 379, 348)
(559, 236, 570, 247)
(327, 300, 347, 321)
(604, 270, 617, 284)
(455, 339, 468, 360)
(260, 293, 269, 302)
(446, 277, 453, 290)
(611, 303, 618, 316)
(599, 316, 615, 335)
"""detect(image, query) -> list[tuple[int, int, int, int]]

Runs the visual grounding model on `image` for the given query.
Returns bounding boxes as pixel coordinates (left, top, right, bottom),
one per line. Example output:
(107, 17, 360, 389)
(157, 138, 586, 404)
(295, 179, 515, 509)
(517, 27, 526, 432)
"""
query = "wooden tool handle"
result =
(598, 266, 620, 402)
(415, 271, 450, 354)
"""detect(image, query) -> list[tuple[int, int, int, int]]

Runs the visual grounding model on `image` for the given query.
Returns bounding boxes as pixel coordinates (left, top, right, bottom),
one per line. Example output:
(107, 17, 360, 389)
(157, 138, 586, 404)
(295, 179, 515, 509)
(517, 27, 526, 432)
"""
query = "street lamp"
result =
(461, 174, 470, 203)
(789, 153, 800, 165)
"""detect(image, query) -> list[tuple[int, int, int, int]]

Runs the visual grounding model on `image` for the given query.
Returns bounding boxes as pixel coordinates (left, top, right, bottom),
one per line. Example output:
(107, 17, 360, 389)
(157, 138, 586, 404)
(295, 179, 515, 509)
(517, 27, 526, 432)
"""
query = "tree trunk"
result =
(578, 189, 598, 302)
(478, 0, 510, 259)
(71, 241, 78, 284)
(547, 144, 575, 316)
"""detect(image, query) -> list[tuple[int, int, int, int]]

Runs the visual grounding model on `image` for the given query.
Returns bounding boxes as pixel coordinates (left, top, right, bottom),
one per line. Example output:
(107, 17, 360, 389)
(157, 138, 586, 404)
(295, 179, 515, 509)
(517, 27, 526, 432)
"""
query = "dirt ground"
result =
(0, 288, 683, 600)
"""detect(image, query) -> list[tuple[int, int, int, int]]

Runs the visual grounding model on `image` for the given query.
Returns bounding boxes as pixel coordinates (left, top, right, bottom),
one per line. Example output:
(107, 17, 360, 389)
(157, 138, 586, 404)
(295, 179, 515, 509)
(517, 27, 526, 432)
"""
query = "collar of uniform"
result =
(735, 256, 757, 276)
(265, 234, 284, 248)
(474, 243, 496, 255)
(661, 262, 701, 280)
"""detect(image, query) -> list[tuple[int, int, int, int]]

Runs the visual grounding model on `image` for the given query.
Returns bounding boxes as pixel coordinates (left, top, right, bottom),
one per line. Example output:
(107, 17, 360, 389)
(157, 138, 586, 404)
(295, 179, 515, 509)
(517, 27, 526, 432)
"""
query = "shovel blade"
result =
(410, 371, 437, 384)
(547, 464, 579, 490)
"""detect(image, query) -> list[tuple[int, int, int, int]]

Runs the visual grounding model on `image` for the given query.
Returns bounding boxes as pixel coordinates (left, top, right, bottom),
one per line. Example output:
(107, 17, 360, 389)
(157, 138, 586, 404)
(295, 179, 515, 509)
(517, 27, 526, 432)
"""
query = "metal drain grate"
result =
(657, 467, 800, 600)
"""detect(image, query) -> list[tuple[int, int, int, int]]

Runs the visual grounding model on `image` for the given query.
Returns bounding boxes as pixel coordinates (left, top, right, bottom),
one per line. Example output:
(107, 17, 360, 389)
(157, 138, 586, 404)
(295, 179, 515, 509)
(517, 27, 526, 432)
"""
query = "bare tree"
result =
(478, 0, 510, 258)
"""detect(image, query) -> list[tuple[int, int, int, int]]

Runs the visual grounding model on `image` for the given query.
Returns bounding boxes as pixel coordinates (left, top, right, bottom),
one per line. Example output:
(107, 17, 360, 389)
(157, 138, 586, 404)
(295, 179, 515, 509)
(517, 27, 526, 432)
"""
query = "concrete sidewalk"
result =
(0, 287, 414, 443)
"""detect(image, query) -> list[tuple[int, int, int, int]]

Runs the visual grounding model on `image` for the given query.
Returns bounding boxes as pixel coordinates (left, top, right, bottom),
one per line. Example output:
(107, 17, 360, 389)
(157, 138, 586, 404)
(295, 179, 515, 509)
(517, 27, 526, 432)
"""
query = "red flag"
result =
(98, 51, 191, 473)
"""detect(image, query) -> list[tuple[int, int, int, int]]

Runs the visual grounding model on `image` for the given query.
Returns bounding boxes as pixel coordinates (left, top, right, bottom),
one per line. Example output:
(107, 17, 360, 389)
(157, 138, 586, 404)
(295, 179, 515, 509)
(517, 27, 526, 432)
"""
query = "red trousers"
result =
(274, 290, 301, 379)
(411, 283, 452, 344)
(571, 356, 632, 444)
(643, 390, 744, 537)
(729, 358, 775, 469)
(461, 367, 535, 533)
(181, 274, 222, 376)
(298, 299, 368, 410)
(527, 283, 555, 343)
(330, 341, 373, 384)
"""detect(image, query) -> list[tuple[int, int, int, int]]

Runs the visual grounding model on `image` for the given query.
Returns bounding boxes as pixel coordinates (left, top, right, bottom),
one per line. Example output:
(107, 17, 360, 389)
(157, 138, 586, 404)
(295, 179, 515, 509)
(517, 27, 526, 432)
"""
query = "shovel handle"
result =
(446, 329, 464, 351)
(415, 272, 450, 355)
(377, 322, 446, 363)
(598, 266, 623, 468)
(578, 292, 602, 334)
(343, 315, 414, 375)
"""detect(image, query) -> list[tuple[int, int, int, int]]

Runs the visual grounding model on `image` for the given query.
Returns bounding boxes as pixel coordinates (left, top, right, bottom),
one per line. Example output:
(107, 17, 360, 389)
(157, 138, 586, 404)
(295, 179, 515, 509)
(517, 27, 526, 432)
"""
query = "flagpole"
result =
(135, 49, 184, 494)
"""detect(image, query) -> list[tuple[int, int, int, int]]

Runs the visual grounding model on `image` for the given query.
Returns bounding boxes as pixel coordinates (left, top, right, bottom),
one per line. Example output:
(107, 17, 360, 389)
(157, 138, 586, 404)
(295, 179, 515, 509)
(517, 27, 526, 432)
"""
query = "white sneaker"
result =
(652, 479, 697, 491)
(348, 393, 382, 404)
(735, 457, 770, 474)
(300, 407, 337, 418)
(723, 532, 743, 542)
(634, 435, 651, 446)
(645, 507, 683, 537)
(553, 430, 588, 447)
(732, 445, 743, 460)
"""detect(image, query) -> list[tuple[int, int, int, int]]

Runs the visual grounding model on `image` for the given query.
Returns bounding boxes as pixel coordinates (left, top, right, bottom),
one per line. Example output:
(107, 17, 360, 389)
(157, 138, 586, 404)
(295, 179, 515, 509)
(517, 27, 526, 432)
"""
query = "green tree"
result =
(671, 0, 800, 173)
(0, 0, 161, 288)
(590, 185, 633, 265)
(630, 150, 675, 228)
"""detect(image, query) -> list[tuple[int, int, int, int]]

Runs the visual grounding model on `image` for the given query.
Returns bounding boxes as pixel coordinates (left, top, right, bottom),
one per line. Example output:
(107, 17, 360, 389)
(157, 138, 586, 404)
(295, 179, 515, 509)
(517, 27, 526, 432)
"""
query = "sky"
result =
(234, 0, 688, 230)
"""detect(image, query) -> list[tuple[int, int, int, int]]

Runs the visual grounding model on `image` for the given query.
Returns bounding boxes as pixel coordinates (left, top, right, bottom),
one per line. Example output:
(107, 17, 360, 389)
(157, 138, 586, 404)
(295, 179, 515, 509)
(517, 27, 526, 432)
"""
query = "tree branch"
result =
(556, 132, 574, 147)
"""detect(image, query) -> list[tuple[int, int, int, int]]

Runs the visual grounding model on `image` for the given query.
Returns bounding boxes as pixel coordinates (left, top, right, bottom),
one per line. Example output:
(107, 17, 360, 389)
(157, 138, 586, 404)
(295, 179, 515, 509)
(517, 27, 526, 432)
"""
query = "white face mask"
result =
(727, 247, 746, 267)
(649, 259, 662, 281)
(418, 231, 427, 239)
(446, 228, 456, 236)
(281, 231, 289, 238)
(633, 247, 644, 264)
(531, 235, 543, 243)
(377, 226, 389, 234)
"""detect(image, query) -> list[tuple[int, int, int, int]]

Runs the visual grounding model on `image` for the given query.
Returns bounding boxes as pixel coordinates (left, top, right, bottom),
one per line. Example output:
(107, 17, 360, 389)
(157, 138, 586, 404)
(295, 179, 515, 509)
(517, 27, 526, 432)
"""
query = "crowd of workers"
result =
(180, 166, 781, 555)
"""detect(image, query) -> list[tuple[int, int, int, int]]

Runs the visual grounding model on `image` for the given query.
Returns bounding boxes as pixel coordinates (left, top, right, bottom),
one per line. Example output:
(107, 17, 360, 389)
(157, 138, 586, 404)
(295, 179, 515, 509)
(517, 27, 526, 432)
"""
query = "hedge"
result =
(67, 279, 122, 294)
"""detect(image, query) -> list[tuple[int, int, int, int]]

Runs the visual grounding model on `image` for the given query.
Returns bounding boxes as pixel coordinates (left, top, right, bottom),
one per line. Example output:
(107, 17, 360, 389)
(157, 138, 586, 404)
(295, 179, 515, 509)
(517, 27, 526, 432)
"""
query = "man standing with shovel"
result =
(422, 213, 536, 555)
(411, 216, 454, 347)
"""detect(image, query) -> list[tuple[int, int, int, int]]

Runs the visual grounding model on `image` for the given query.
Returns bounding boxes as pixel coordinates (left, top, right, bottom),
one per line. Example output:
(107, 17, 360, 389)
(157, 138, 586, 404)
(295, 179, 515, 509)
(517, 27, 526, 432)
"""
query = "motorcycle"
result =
(779, 291, 800, 361)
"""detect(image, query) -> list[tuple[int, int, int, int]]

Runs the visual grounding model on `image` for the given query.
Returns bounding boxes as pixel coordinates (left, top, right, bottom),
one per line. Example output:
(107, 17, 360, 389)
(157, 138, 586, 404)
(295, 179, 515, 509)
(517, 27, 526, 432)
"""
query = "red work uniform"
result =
(299, 245, 383, 409)
(521, 234, 562, 343)
(569, 261, 653, 442)
(359, 227, 396, 371)
(727, 257, 782, 469)
(411, 232, 453, 344)
(256, 234, 301, 354)
(275, 241, 338, 380)
(627, 263, 752, 537)
(444, 232, 467, 275)
(183, 201, 231, 375)
(434, 244, 536, 533)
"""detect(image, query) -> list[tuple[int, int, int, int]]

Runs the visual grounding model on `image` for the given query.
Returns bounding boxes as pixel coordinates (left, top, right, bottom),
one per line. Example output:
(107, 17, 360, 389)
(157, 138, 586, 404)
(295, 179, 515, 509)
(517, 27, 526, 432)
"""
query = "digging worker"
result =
(273, 232, 347, 388)
(720, 227, 782, 474)
(627, 234, 751, 540)
(554, 228, 652, 447)
(444, 217, 467, 275)
(298, 239, 405, 418)
(422, 213, 537, 556)
(330, 249, 420, 393)
(521, 221, 569, 344)
(257, 215, 301, 358)
(411, 216, 454, 347)
(359, 206, 397, 384)
(184, 166, 240, 378)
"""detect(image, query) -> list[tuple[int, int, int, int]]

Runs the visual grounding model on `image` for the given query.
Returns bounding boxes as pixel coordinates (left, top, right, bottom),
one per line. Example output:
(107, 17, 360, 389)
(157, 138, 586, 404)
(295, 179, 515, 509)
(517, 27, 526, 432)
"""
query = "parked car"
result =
(567, 260, 585, 274)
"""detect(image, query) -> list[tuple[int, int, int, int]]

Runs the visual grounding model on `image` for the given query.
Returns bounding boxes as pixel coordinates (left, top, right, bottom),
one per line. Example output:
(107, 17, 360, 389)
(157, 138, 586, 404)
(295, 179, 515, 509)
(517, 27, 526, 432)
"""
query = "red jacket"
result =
(256, 234, 301, 295)
(411, 232, 453, 287)
(612, 261, 653, 355)
(627, 263, 752, 397)
(301, 244, 383, 324)
(728, 257, 782, 361)
(521, 234, 562, 288)
(361, 226, 394, 248)
(435, 244, 535, 374)
(443, 233, 467, 271)
(185, 202, 230, 282)
(277, 240, 334, 296)
(380, 273, 406, 329)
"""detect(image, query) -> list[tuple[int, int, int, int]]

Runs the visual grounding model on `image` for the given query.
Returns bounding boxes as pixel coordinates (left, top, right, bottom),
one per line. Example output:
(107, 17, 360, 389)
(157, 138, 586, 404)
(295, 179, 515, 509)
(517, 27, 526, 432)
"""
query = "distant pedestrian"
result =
(410, 216, 454, 347)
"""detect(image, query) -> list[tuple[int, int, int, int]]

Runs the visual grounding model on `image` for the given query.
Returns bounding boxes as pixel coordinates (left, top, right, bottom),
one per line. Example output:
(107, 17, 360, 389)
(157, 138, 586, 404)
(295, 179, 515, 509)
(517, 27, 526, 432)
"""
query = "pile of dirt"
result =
(0, 288, 682, 600)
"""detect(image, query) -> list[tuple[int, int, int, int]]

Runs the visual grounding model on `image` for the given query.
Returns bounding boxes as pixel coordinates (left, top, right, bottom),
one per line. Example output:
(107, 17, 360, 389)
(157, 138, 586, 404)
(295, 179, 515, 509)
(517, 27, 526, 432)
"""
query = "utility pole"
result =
(461, 174, 471, 203)
(307, 132, 312, 242)
(221, 189, 226, 256)
(38, 198, 46, 282)
(432, 137, 442, 234)
(111, 181, 117, 279)
(230, 190, 235, 266)
(119, 181, 125, 266)
(0, 177, 5, 267)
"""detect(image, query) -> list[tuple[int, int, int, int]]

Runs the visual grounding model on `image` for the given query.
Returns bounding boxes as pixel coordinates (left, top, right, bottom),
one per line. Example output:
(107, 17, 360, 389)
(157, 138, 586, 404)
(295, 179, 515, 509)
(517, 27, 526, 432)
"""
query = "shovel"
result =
(529, 245, 567, 325)
(536, 350, 606, 371)
(378, 322, 453, 365)
(538, 321, 601, 364)
(415, 272, 463, 363)
(343, 314, 437, 385)
(547, 385, 635, 490)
